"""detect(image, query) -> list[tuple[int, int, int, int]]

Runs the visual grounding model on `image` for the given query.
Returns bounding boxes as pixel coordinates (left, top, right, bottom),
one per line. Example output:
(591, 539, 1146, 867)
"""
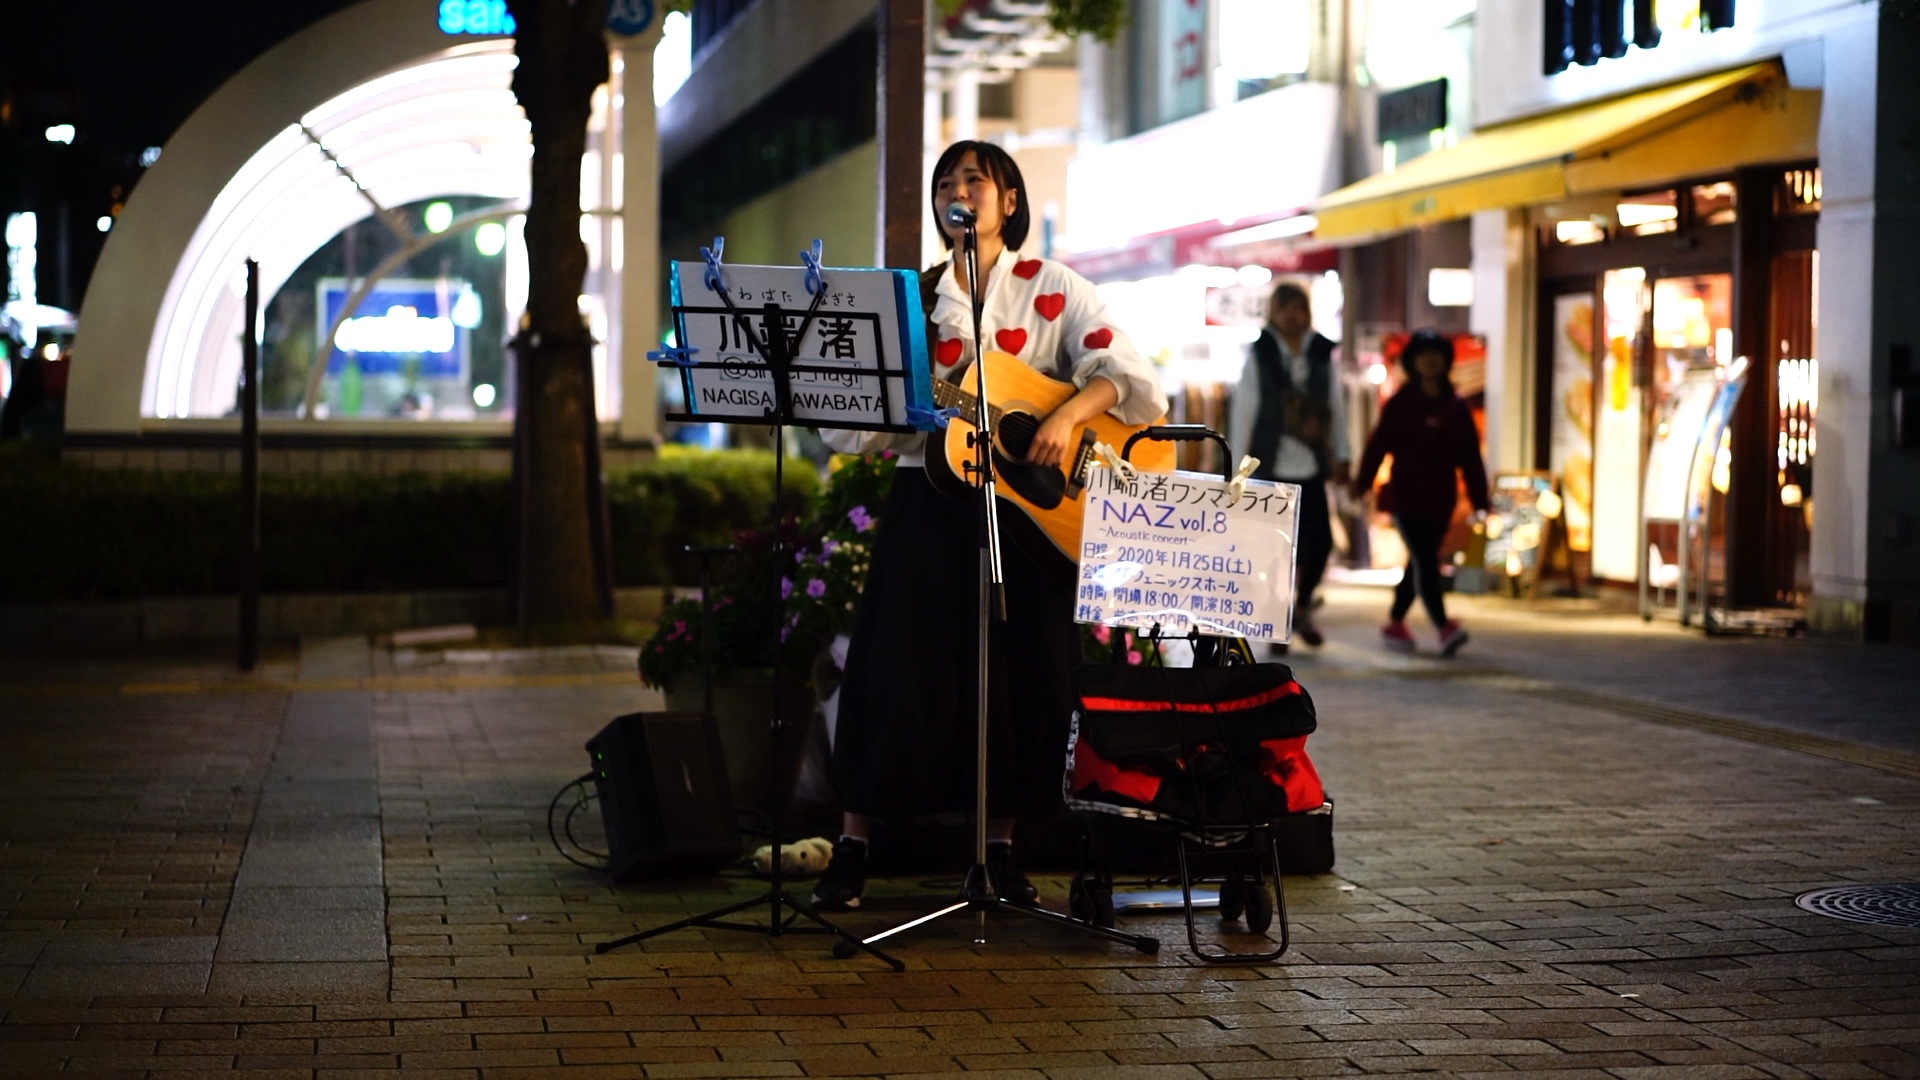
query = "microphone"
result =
(944, 202, 976, 230)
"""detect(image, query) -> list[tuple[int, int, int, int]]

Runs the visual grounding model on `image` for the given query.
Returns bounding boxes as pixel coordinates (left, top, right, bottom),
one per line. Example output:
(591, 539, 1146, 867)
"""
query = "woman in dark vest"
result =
(1229, 281, 1348, 648)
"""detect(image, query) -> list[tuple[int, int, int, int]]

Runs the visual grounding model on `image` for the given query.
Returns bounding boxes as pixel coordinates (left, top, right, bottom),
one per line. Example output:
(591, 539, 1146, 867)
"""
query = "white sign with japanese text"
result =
(1074, 466, 1301, 643)
(669, 261, 931, 432)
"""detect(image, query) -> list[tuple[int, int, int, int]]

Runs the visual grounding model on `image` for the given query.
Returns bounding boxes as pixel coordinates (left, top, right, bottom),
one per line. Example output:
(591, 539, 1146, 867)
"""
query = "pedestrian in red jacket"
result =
(1351, 329, 1490, 657)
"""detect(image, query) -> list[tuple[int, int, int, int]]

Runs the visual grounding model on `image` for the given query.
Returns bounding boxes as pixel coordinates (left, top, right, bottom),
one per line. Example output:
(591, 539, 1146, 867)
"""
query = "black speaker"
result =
(587, 712, 741, 881)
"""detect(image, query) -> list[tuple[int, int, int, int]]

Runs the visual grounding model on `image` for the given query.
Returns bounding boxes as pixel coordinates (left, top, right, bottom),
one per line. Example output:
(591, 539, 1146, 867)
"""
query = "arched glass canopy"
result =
(146, 41, 534, 419)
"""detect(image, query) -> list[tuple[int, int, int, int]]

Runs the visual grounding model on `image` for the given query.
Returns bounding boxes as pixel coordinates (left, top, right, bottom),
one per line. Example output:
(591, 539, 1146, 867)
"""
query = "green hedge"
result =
(0, 444, 815, 604)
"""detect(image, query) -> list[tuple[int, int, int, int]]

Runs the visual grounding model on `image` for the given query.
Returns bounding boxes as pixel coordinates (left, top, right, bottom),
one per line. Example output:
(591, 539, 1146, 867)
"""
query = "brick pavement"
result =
(1, 625, 1916, 1078)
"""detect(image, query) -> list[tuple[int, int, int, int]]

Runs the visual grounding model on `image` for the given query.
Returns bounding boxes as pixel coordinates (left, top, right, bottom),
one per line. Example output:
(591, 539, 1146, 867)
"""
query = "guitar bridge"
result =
(1064, 429, 1099, 499)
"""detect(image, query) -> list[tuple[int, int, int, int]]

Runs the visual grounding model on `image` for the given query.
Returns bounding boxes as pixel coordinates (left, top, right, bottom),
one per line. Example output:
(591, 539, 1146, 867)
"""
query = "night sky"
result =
(2, 0, 360, 312)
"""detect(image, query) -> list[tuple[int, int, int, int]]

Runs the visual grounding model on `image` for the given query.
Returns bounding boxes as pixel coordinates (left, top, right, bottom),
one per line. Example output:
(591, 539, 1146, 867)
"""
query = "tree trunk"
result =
(505, 0, 612, 629)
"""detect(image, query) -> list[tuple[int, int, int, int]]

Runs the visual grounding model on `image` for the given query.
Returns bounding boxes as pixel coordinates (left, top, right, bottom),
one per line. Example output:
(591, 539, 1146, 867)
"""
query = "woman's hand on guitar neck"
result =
(1026, 376, 1120, 468)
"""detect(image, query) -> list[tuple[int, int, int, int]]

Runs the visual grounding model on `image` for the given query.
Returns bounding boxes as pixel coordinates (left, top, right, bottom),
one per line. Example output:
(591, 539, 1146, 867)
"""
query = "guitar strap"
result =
(922, 261, 972, 385)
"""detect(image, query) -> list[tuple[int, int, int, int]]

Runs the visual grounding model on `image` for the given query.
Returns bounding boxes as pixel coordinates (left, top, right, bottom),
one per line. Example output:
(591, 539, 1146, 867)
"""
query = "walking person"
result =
(1229, 281, 1347, 647)
(1351, 329, 1490, 657)
(809, 140, 1167, 910)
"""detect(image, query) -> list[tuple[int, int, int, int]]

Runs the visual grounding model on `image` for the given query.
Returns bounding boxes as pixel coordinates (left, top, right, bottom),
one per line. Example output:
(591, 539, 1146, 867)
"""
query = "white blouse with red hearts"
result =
(822, 249, 1167, 466)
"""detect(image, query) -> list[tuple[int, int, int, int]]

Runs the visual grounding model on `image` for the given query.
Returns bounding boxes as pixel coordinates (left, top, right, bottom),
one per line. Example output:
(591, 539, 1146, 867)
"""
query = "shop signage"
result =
(1543, 0, 1735, 75)
(1204, 285, 1268, 327)
(1376, 79, 1447, 144)
(438, 0, 515, 36)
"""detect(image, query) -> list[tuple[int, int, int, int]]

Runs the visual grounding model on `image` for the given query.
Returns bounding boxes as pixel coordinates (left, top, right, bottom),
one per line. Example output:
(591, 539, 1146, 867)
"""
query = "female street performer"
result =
(811, 141, 1167, 910)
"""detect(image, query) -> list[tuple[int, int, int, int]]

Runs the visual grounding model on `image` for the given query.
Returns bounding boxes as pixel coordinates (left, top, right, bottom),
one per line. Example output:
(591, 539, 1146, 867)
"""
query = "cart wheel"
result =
(1218, 875, 1245, 922)
(1245, 878, 1274, 935)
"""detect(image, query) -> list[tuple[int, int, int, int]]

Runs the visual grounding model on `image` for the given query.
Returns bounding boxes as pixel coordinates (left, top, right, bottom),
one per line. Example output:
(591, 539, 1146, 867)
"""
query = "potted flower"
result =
(639, 451, 898, 811)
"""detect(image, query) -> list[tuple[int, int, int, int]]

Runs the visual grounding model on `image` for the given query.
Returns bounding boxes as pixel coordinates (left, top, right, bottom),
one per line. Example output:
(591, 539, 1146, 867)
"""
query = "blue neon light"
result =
(439, 0, 516, 35)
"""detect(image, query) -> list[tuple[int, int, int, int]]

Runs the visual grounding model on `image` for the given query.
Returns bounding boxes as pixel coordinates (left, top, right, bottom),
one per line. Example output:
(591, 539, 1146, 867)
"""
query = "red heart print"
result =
(1012, 259, 1043, 280)
(994, 327, 1028, 355)
(1082, 328, 1114, 350)
(1034, 293, 1066, 321)
(935, 337, 963, 366)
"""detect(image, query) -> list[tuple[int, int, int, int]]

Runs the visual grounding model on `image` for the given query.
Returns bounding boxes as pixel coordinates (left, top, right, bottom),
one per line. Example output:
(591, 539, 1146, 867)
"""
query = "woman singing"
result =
(812, 141, 1167, 910)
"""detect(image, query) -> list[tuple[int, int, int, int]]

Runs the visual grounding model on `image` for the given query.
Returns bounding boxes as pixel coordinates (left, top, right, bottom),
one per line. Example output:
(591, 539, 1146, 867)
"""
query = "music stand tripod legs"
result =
(596, 291, 903, 972)
(835, 213, 1158, 961)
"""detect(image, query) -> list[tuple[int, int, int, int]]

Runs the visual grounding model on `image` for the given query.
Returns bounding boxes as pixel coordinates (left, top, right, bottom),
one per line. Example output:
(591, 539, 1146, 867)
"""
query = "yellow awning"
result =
(1314, 63, 1820, 241)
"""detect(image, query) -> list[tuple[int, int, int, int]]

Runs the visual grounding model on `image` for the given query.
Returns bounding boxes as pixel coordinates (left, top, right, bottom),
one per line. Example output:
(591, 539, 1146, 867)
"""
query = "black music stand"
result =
(595, 241, 931, 971)
(837, 212, 1158, 959)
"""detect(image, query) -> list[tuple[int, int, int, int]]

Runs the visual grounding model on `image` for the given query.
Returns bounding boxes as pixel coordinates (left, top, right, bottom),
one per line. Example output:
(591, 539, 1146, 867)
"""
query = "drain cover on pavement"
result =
(1795, 883, 1920, 928)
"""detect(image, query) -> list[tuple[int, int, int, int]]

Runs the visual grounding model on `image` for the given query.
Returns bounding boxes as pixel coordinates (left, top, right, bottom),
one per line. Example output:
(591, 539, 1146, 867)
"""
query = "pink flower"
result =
(805, 579, 826, 599)
(880, 450, 896, 460)
(1091, 625, 1111, 645)
(1126, 649, 1143, 666)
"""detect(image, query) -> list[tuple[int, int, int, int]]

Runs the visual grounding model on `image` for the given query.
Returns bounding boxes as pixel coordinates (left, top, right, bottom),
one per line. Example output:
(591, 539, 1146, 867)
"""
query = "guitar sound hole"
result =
(985, 411, 1066, 510)
(997, 412, 1039, 459)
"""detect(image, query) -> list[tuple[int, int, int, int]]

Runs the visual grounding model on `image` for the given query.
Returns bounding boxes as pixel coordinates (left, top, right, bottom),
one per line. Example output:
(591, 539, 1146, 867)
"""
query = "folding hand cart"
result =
(1062, 426, 1331, 964)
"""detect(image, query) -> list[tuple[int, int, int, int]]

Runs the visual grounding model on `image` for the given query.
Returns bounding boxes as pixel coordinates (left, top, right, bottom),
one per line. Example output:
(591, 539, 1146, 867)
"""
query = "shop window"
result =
(1689, 181, 1737, 226)
(1617, 190, 1679, 236)
(1591, 267, 1650, 582)
(259, 196, 517, 420)
(1553, 219, 1608, 246)
(1777, 168, 1822, 215)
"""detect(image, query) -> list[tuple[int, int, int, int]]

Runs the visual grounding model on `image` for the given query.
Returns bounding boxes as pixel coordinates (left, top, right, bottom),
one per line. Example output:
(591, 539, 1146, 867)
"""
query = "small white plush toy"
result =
(749, 836, 834, 877)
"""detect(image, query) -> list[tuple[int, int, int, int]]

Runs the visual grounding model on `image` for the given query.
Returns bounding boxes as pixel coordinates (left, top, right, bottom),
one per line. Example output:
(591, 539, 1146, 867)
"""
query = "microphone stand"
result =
(837, 213, 1158, 958)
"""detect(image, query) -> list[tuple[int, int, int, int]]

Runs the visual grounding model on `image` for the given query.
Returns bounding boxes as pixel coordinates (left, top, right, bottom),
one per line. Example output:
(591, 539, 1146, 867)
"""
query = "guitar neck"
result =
(930, 376, 1006, 427)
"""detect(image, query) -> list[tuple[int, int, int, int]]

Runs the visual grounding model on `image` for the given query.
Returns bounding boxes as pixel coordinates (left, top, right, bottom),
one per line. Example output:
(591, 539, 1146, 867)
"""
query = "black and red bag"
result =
(1065, 662, 1324, 829)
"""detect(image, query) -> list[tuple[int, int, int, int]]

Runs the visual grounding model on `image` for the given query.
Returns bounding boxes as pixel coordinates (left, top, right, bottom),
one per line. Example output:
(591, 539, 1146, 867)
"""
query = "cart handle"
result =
(1121, 425, 1236, 481)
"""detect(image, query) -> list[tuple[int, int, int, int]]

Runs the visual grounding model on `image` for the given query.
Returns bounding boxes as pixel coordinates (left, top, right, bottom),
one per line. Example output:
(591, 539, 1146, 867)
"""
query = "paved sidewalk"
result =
(1, 621, 1917, 1078)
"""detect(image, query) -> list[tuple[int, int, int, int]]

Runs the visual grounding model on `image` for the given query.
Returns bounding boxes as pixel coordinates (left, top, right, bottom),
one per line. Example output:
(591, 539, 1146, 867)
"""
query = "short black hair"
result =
(1269, 281, 1310, 313)
(1400, 328, 1456, 371)
(930, 140, 1030, 251)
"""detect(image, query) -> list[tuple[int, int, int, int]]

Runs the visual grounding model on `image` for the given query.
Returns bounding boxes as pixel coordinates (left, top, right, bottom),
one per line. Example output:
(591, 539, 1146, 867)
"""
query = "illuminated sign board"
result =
(439, 0, 515, 36)
(318, 278, 476, 379)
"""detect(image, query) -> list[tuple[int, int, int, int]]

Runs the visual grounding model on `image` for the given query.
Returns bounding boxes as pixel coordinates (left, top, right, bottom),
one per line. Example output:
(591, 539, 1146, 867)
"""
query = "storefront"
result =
(1058, 80, 1343, 471)
(1313, 58, 1821, 616)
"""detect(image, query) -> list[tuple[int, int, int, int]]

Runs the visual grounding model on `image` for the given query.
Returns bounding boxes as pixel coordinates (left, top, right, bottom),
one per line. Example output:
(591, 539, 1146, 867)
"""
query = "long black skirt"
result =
(831, 466, 1078, 820)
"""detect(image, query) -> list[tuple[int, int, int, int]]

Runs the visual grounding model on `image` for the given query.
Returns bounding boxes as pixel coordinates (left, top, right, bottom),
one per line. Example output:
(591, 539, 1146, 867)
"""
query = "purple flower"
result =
(780, 577, 793, 599)
(848, 505, 874, 532)
(805, 578, 826, 599)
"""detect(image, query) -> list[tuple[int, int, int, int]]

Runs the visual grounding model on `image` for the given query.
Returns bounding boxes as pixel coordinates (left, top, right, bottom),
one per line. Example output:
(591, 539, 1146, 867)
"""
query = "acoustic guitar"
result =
(922, 349, 1174, 567)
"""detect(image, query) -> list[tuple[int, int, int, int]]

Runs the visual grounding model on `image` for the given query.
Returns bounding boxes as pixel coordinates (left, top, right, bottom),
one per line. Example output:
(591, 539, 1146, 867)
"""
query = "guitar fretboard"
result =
(929, 376, 1006, 427)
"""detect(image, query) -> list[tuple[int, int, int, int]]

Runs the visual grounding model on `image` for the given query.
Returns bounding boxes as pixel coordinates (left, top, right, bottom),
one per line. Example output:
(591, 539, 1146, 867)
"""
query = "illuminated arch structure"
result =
(68, 0, 660, 441)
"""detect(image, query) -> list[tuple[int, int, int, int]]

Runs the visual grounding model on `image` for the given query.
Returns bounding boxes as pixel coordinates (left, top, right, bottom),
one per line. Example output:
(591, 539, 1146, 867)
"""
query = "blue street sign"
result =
(607, 0, 654, 37)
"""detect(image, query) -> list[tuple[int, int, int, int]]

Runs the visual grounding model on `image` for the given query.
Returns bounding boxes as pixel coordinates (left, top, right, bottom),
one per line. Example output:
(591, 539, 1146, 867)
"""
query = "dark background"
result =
(1, 0, 358, 313)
